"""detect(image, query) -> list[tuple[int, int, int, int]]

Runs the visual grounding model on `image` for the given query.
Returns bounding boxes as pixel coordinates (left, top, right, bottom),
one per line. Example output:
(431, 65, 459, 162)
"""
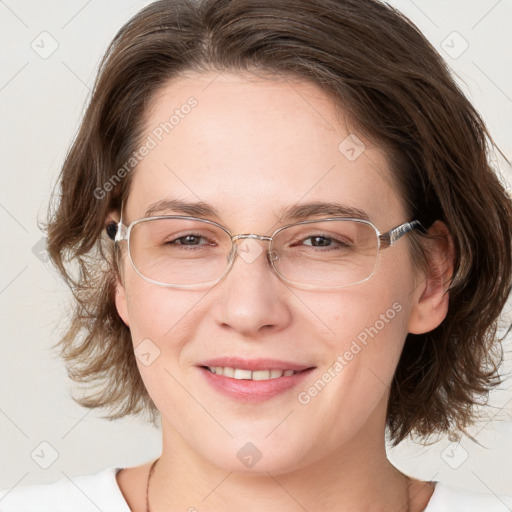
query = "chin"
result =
(195, 435, 313, 476)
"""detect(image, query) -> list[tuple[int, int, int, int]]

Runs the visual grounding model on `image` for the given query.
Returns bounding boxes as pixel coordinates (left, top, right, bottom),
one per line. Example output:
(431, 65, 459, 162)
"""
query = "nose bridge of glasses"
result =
(231, 233, 272, 243)
(229, 233, 279, 264)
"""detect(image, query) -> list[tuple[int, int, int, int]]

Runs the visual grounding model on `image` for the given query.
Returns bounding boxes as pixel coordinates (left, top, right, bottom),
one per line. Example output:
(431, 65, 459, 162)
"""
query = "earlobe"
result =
(407, 221, 455, 335)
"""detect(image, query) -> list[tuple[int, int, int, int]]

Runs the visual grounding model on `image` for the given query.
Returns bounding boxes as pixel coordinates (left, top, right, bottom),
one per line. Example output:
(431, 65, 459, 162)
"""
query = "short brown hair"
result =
(45, 0, 512, 445)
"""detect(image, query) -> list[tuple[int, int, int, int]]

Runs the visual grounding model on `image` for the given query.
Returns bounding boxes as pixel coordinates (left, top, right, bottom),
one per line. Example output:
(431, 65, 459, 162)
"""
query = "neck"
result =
(148, 423, 413, 512)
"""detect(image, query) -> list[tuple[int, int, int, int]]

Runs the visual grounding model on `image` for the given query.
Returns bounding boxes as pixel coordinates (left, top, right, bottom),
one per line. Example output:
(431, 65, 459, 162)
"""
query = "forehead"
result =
(125, 71, 405, 229)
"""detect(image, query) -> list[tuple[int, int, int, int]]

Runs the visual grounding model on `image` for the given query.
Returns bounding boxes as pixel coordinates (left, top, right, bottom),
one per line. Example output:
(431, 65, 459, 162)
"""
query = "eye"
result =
(301, 235, 351, 248)
(165, 233, 212, 246)
(290, 231, 353, 251)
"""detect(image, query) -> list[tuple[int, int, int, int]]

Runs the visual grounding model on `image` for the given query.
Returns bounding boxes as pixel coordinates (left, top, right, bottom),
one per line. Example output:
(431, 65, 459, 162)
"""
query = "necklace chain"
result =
(146, 458, 159, 512)
(145, 458, 411, 512)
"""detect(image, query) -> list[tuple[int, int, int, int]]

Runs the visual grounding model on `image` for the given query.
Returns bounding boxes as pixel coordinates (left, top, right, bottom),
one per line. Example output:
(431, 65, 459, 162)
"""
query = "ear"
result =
(115, 275, 130, 328)
(106, 209, 131, 328)
(408, 221, 455, 334)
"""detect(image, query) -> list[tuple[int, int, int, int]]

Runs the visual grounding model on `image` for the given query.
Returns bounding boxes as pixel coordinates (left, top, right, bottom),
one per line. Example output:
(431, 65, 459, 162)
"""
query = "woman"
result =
(1, 0, 511, 510)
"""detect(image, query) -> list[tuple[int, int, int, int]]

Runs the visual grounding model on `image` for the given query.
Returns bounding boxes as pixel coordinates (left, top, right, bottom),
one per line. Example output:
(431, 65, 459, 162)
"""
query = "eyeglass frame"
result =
(108, 213, 422, 290)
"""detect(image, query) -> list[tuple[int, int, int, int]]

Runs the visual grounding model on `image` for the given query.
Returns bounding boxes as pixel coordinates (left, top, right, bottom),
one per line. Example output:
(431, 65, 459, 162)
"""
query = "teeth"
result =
(207, 366, 300, 380)
(252, 370, 270, 381)
(222, 367, 235, 378)
(233, 368, 252, 380)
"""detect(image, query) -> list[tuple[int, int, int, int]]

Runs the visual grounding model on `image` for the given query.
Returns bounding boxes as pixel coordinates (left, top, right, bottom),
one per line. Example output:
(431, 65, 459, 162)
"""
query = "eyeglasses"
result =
(108, 215, 421, 290)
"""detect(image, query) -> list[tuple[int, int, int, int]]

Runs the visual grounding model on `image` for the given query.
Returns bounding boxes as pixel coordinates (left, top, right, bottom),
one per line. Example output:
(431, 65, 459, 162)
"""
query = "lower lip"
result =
(199, 367, 315, 402)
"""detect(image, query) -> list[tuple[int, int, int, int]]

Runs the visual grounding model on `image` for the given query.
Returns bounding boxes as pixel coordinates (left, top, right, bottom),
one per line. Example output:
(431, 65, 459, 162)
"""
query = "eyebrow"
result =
(145, 199, 218, 218)
(143, 199, 369, 223)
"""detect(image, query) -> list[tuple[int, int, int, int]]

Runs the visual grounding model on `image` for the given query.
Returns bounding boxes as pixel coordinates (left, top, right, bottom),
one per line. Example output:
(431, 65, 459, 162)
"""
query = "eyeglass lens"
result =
(128, 217, 379, 288)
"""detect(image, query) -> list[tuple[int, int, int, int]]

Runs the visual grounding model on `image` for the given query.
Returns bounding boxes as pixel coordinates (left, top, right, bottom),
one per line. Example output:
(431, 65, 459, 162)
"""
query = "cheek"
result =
(294, 287, 410, 441)
(122, 274, 208, 401)
(305, 271, 410, 353)
(121, 271, 211, 398)
(332, 290, 408, 384)
(307, 250, 414, 390)
(345, 250, 414, 365)
(123, 271, 202, 341)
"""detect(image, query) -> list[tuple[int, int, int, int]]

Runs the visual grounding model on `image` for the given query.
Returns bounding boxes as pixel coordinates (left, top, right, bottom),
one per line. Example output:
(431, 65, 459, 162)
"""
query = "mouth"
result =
(197, 358, 316, 402)
(201, 366, 307, 380)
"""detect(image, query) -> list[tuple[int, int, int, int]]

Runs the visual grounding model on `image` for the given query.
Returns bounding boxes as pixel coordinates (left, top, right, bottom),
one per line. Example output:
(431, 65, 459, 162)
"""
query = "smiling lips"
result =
(199, 357, 312, 378)
(198, 358, 315, 401)
(206, 366, 302, 380)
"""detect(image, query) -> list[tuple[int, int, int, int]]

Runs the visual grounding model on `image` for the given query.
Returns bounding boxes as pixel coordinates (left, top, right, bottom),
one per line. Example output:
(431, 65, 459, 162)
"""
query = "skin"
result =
(112, 71, 453, 511)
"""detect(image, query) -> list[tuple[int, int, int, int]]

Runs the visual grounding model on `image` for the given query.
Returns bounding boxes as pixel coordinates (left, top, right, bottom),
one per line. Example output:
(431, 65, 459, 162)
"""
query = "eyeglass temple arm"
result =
(105, 200, 126, 242)
(379, 220, 422, 248)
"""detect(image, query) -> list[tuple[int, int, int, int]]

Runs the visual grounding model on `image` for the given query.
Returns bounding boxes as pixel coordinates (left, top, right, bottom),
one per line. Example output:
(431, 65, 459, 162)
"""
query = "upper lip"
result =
(197, 357, 315, 372)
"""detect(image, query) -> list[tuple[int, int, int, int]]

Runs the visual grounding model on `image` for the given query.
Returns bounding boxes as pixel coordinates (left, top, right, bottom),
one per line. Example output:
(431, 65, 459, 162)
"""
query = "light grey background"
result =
(0, 0, 511, 498)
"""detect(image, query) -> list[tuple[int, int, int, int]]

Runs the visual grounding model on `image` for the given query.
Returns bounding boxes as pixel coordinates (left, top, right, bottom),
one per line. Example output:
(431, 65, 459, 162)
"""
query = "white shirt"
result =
(1, 467, 511, 511)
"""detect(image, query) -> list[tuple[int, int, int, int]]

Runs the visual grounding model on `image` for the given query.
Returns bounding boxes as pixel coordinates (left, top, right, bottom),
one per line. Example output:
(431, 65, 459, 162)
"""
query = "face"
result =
(115, 71, 431, 475)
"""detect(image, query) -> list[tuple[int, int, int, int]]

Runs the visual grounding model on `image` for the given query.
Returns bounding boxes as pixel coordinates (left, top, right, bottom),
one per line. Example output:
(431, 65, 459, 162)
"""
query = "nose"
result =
(211, 236, 292, 336)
